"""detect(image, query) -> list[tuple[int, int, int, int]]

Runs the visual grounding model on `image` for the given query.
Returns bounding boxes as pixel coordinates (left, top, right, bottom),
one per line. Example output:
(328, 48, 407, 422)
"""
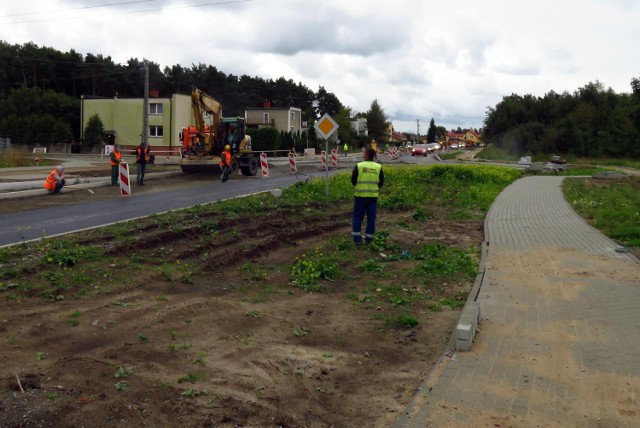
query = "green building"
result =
(80, 94, 193, 153)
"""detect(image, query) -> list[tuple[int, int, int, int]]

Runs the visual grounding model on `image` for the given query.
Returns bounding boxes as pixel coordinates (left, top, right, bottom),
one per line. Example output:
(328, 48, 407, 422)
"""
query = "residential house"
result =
(391, 131, 407, 144)
(464, 129, 482, 144)
(244, 102, 302, 134)
(350, 118, 368, 137)
(81, 93, 192, 153)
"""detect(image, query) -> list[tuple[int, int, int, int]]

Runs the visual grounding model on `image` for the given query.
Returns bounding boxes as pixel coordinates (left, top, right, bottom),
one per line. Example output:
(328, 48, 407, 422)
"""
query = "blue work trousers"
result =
(352, 197, 377, 243)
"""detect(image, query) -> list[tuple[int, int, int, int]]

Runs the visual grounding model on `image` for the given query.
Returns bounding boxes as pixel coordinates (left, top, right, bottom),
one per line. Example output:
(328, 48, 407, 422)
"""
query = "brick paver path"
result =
(397, 176, 640, 427)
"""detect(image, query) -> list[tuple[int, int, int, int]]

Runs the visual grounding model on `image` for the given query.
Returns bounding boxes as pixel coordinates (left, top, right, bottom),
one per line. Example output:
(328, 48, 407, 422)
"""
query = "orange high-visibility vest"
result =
(110, 151, 122, 166)
(44, 169, 58, 190)
(219, 150, 232, 168)
(136, 147, 150, 163)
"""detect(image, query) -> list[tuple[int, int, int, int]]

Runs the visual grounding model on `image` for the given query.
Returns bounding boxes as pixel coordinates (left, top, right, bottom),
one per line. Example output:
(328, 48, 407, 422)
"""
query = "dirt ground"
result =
(0, 194, 483, 427)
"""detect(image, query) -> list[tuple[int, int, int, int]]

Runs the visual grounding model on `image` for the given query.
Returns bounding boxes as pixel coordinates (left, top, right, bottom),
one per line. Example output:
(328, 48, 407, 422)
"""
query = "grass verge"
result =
(563, 177, 640, 248)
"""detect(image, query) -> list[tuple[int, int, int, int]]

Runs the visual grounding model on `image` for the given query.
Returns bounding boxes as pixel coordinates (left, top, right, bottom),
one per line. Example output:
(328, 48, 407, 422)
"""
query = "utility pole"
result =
(416, 119, 420, 144)
(141, 61, 149, 146)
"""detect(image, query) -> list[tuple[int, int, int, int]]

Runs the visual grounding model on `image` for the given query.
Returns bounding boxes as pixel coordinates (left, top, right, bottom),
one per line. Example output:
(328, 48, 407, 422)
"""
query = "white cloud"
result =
(0, 0, 638, 131)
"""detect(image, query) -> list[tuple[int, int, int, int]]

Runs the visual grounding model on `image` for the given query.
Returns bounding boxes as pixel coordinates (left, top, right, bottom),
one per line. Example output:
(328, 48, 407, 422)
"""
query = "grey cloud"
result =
(494, 63, 540, 76)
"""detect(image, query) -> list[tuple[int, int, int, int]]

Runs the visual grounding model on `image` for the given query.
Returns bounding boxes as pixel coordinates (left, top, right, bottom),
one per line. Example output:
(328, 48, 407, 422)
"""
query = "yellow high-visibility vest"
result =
(355, 161, 381, 198)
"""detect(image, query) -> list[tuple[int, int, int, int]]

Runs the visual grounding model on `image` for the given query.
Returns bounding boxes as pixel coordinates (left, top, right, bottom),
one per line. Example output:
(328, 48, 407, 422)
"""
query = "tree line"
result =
(0, 41, 345, 146)
(483, 79, 640, 158)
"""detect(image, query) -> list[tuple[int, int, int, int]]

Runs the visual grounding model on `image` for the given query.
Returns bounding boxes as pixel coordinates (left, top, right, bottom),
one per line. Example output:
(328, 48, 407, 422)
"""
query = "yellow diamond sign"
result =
(314, 113, 339, 140)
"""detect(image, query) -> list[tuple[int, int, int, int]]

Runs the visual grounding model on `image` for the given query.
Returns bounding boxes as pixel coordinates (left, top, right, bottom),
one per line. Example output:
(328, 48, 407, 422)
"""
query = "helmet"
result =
(55, 165, 64, 172)
(224, 145, 231, 150)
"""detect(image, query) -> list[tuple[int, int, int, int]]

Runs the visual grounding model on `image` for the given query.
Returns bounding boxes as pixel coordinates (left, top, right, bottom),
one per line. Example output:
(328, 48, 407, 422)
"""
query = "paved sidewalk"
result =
(398, 176, 640, 427)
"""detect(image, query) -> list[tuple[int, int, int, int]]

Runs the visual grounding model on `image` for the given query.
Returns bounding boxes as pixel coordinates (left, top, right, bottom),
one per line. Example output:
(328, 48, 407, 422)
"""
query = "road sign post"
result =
(314, 113, 339, 196)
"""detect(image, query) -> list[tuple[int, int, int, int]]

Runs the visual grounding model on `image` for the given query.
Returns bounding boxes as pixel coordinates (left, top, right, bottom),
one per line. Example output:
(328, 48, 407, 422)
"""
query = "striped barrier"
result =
(331, 149, 338, 167)
(321, 151, 327, 170)
(260, 152, 269, 177)
(289, 152, 297, 174)
(119, 162, 131, 196)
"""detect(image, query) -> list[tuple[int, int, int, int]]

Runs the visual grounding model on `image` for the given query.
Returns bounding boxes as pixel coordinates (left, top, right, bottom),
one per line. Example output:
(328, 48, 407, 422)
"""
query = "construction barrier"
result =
(119, 162, 131, 196)
(289, 152, 297, 174)
(260, 152, 269, 177)
(321, 151, 327, 170)
(331, 149, 338, 167)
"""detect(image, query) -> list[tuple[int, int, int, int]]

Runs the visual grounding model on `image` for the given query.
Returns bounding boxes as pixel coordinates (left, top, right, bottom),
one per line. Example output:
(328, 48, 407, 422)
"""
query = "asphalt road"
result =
(0, 172, 325, 247)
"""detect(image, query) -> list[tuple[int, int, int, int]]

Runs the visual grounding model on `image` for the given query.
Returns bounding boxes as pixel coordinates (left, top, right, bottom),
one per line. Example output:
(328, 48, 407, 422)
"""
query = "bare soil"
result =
(0, 196, 483, 427)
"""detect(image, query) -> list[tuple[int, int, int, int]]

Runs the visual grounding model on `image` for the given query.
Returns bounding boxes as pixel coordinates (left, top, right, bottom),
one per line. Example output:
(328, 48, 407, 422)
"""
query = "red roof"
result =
(392, 131, 407, 142)
(446, 132, 465, 139)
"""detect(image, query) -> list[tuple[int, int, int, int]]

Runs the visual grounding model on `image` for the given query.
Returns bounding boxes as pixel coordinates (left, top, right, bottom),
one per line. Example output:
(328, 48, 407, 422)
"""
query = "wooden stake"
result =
(15, 374, 25, 393)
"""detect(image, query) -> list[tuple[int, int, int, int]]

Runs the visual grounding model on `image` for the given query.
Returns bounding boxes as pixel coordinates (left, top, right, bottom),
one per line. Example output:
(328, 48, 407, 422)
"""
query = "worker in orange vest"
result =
(220, 144, 232, 183)
(135, 142, 150, 186)
(110, 145, 122, 186)
(44, 166, 66, 195)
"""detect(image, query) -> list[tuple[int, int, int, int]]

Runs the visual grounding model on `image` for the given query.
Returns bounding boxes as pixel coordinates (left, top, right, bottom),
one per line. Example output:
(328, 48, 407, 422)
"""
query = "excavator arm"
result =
(191, 88, 222, 153)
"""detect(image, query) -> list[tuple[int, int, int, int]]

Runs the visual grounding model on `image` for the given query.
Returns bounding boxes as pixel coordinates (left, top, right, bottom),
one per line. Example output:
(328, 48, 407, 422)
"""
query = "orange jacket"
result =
(136, 147, 150, 164)
(44, 169, 60, 190)
(110, 150, 122, 166)
(219, 150, 232, 168)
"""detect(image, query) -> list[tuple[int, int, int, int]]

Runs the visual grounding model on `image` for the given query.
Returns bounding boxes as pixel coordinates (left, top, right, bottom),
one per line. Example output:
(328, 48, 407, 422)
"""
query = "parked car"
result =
(450, 143, 459, 150)
(411, 144, 429, 156)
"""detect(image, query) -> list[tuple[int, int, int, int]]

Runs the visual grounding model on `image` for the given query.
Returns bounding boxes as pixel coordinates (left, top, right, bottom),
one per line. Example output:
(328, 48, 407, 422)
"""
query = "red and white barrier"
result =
(331, 149, 338, 167)
(321, 151, 327, 170)
(119, 162, 131, 196)
(260, 152, 269, 177)
(289, 152, 297, 174)
(388, 147, 399, 160)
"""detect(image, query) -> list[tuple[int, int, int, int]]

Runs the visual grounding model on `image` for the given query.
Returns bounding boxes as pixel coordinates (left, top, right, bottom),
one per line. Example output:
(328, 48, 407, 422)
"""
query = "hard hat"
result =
(224, 145, 231, 150)
(55, 165, 64, 172)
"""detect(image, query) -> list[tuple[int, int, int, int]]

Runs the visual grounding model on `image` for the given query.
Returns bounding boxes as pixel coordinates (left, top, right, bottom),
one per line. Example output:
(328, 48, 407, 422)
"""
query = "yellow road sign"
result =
(314, 113, 339, 140)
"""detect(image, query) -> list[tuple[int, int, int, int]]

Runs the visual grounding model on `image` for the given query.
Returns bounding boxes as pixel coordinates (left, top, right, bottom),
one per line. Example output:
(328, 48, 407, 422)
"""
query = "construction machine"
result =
(179, 88, 260, 175)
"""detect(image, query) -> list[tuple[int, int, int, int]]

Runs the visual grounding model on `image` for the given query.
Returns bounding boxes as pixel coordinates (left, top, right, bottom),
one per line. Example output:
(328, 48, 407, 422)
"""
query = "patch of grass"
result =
(359, 259, 384, 274)
(414, 243, 478, 281)
(243, 310, 263, 318)
(35, 352, 46, 361)
(290, 249, 341, 292)
(388, 312, 420, 329)
(115, 381, 129, 392)
(137, 333, 149, 343)
(293, 326, 308, 337)
(439, 150, 463, 160)
(67, 310, 81, 327)
(555, 167, 614, 176)
(177, 373, 203, 384)
(114, 366, 134, 378)
(564, 177, 640, 248)
(46, 392, 58, 400)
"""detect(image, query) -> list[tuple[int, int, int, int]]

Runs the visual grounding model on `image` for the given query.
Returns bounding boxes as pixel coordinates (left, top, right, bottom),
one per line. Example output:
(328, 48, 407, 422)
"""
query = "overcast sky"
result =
(1, 0, 639, 132)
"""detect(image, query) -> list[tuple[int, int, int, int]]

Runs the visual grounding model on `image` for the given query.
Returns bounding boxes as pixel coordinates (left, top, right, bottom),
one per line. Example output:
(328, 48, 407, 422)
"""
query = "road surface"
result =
(0, 172, 323, 247)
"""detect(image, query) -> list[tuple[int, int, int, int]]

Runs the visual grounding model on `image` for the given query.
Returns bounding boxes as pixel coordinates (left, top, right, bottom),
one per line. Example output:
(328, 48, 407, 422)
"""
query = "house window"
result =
(149, 126, 163, 137)
(290, 111, 295, 123)
(263, 113, 269, 124)
(149, 103, 163, 115)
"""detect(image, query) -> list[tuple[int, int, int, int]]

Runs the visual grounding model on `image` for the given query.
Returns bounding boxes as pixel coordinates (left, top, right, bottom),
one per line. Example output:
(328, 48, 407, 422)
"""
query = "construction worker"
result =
(135, 142, 150, 186)
(343, 142, 349, 157)
(109, 145, 122, 186)
(351, 148, 384, 244)
(44, 166, 66, 195)
(220, 144, 232, 183)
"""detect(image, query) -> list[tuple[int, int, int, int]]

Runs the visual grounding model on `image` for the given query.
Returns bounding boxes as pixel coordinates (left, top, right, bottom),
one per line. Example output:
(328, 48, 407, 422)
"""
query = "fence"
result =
(0, 137, 10, 150)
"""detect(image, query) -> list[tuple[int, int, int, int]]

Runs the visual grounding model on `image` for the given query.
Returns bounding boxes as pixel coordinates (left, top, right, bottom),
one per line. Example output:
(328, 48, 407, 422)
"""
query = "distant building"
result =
(81, 94, 192, 152)
(245, 102, 302, 134)
(391, 131, 407, 143)
(350, 118, 368, 137)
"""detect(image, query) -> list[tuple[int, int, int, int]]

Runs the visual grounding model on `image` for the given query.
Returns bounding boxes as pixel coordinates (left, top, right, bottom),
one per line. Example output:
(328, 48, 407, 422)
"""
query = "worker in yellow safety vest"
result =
(351, 148, 384, 244)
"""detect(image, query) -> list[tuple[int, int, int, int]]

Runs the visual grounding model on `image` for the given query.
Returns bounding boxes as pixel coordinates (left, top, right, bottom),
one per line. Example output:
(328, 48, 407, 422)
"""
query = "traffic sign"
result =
(314, 113, 339, 140)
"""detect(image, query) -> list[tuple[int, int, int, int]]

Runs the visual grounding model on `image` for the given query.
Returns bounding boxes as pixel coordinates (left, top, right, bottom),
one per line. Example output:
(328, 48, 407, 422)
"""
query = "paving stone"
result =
(397, 176, 640, 428)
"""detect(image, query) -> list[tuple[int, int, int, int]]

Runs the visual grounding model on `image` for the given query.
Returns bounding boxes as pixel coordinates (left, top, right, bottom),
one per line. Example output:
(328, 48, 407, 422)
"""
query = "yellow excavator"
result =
(179, 88, 260, 175)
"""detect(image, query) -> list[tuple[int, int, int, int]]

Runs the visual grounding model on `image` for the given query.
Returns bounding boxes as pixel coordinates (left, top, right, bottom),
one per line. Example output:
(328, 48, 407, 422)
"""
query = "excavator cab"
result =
(219, 117, 252, 155)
